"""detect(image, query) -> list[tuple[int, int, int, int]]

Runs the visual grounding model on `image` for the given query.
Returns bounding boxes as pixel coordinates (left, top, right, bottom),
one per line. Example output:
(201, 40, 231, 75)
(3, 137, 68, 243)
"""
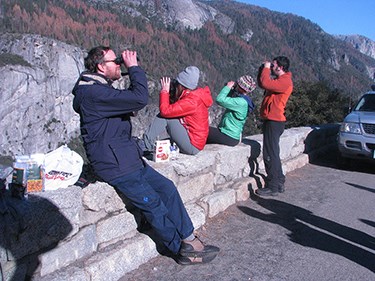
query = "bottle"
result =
(170, 142, 179, 160)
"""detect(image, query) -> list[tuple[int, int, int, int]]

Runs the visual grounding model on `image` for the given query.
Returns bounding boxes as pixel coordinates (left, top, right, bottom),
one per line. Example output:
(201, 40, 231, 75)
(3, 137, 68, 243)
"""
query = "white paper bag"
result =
(43, 145, 83, 191)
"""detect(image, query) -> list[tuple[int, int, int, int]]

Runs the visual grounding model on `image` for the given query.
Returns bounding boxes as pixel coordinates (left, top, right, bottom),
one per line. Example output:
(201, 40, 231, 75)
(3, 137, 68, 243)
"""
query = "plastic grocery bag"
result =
(43, 145, 83, 191)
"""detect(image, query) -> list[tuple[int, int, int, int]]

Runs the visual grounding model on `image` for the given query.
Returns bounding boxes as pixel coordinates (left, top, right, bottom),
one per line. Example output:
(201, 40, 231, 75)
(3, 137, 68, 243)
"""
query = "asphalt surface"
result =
(120, 151, 375, 281)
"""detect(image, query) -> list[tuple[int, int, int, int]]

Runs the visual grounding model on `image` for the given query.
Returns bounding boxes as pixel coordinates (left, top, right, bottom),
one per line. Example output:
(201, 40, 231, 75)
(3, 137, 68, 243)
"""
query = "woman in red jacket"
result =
(143, 66, 213, 155)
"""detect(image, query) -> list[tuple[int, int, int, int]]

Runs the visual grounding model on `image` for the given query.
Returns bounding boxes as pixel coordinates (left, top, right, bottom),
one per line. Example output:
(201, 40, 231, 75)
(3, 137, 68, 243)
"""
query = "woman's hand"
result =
(160, 77, 171, 92)
(227, 81, 235, 88)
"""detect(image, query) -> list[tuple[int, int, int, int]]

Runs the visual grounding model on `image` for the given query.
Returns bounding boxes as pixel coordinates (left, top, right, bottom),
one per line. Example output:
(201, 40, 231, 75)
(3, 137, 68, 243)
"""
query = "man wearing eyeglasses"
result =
(72, 46, 219, 265)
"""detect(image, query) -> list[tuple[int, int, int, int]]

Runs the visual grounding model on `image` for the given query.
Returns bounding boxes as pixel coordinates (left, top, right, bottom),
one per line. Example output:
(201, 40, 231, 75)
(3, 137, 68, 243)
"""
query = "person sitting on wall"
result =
(142, 66, 213, 155)
(207, 75, 256, 146)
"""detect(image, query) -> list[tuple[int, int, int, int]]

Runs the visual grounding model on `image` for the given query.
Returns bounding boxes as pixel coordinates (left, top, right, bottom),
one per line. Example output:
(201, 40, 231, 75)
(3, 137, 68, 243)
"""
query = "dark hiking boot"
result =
(255, 187, 278, 196)
(278, 184, 285, 193)
(178, 237, 220, 265)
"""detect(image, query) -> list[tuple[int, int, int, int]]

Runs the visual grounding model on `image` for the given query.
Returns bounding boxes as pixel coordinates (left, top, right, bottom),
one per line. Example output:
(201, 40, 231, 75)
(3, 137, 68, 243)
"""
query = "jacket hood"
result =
(72, 72, 110, 113)
(191, 86, 213, 108)
(72, 72, 110, 95)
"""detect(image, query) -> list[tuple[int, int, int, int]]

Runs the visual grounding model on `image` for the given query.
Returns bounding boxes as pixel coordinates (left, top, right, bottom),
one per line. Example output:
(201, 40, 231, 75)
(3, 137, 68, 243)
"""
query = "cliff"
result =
(0, 34, 84, 156)
(0, 33, 161, 156)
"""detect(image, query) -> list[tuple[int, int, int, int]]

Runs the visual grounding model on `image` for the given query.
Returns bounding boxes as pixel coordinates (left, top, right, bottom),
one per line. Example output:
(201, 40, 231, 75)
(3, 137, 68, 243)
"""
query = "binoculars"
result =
(114, 55, 140, 65)
(114, 56, 124, 65)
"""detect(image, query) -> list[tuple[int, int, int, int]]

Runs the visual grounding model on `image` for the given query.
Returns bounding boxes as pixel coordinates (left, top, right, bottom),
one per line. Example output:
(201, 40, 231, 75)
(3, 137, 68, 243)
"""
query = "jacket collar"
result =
(78, 71, 113, 86)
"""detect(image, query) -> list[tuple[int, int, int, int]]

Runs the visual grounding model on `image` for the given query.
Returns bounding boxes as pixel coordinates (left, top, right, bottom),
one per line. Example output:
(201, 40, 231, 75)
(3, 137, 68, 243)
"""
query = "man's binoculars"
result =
(114, 55, 140, 65)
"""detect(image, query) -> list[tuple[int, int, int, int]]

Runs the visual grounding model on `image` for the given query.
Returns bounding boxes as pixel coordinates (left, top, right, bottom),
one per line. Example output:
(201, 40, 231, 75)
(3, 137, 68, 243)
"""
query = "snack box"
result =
(153, 140, 171, 162)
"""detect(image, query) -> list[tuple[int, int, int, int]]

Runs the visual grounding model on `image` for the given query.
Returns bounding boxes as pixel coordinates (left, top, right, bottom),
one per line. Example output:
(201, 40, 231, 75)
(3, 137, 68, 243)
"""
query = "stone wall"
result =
(0, 125, 339, 281)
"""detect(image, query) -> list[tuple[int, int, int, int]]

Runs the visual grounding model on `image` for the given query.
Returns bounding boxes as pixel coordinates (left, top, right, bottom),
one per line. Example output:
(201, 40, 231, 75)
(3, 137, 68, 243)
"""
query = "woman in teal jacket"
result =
(207, 75, 256, 146)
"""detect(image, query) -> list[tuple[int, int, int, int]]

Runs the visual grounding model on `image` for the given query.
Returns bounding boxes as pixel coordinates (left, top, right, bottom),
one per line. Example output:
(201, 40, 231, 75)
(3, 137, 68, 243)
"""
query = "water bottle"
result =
(170, 142, 179, 160)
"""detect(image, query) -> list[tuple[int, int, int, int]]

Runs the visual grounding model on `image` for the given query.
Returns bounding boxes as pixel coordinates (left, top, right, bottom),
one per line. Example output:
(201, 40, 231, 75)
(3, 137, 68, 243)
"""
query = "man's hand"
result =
(263, 61, 271, 68)
(122, 50, 138, 68)
(160, 77, 171, 92)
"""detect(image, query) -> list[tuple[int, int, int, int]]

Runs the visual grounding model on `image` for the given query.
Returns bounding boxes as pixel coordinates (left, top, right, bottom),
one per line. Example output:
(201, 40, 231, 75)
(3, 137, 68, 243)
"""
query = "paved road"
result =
(120, 151, 375, 281)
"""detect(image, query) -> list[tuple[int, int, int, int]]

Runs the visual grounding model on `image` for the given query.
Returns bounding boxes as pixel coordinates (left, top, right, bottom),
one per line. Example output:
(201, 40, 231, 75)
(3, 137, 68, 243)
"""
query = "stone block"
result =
(147, 161, 179, 184)
(39, 225, 97, 276)
(84, 234, 158, 281)
(231, 178, 254, 201)
(82, 182, 124, 213)
(201, 189, 236, 218)
(289, 143, 306, 159)
(1, 260, 27, 281)
(36, 266, 88, 281)
(177, 172, 214, 203)
(214, 145, 250, 184)
(283, 154, 309, 174)
(248, 175, 266, 191)
(171, 150, 217, 176)
(96, 212, 137, 245)
(0, 241, 7, 262)
(38, 185, 83, 238)
(79, 209, 108, 228)
(2, 192, 76, 261)
(185, 203, 206, 230)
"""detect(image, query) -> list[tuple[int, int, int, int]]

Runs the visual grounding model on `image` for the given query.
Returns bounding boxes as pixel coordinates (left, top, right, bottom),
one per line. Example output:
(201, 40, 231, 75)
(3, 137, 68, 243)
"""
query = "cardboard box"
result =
(153, 140, 171, 162)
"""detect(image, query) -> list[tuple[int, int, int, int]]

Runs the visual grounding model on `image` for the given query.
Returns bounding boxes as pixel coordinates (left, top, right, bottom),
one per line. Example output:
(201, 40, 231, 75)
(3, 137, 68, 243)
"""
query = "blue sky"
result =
(236, 0, 375, 41)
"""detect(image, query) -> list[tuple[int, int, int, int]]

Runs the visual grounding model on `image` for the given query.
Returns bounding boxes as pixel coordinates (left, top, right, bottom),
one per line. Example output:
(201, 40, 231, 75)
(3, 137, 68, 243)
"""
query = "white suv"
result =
(338, 91, 375, 162)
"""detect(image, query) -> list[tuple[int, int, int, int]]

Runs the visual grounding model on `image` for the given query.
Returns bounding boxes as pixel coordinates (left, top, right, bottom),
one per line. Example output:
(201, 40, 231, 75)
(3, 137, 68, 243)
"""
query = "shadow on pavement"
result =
(345, 182, 375, 194)
(308, 146, 375, 175)
(242, 139, 266, 189)
(360, 219, 375, 228)
(238, 190, 375, 273)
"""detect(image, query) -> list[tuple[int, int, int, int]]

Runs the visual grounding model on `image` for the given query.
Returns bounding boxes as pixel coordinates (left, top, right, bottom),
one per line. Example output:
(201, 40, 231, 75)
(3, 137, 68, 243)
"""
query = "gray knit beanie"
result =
(176, 66, 200, 90)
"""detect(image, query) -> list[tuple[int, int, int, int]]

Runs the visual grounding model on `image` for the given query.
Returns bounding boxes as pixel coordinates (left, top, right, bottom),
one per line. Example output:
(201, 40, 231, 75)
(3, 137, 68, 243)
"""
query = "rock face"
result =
(337, 34, 375, 60)
(163, 0, 234, 33)
(0, 33, 85, 156)
(337, 35, 375, 80)
(93, 0, 235, 33)
(0, 33, 164, 157)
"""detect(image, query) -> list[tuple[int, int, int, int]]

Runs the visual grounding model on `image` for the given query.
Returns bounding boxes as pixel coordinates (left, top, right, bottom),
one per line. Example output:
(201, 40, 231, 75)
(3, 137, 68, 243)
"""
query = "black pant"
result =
(262, 120, 285, 191)
(206, 127, 240, 146)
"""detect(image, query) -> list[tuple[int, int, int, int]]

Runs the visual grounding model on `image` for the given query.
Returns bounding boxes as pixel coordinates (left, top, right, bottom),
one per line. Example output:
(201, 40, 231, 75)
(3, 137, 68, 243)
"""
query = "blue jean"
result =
(109, 164, 194, 254)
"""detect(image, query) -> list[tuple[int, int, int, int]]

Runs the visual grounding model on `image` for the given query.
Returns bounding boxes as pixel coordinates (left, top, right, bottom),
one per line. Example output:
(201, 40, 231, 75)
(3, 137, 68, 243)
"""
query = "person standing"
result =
(72, 46, 219, 265)
(142, 66, 213, 155)
(207, 75, 256, 146)
(256, 56, 293, 196)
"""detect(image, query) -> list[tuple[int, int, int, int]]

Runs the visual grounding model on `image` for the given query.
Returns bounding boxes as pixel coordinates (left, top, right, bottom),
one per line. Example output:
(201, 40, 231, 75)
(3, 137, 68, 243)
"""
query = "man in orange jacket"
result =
(256, 56, 293, 196)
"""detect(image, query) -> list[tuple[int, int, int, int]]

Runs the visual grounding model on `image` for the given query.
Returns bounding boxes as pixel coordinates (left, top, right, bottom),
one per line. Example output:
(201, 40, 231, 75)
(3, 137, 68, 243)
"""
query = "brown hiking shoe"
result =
(179, 236, 220, 257)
